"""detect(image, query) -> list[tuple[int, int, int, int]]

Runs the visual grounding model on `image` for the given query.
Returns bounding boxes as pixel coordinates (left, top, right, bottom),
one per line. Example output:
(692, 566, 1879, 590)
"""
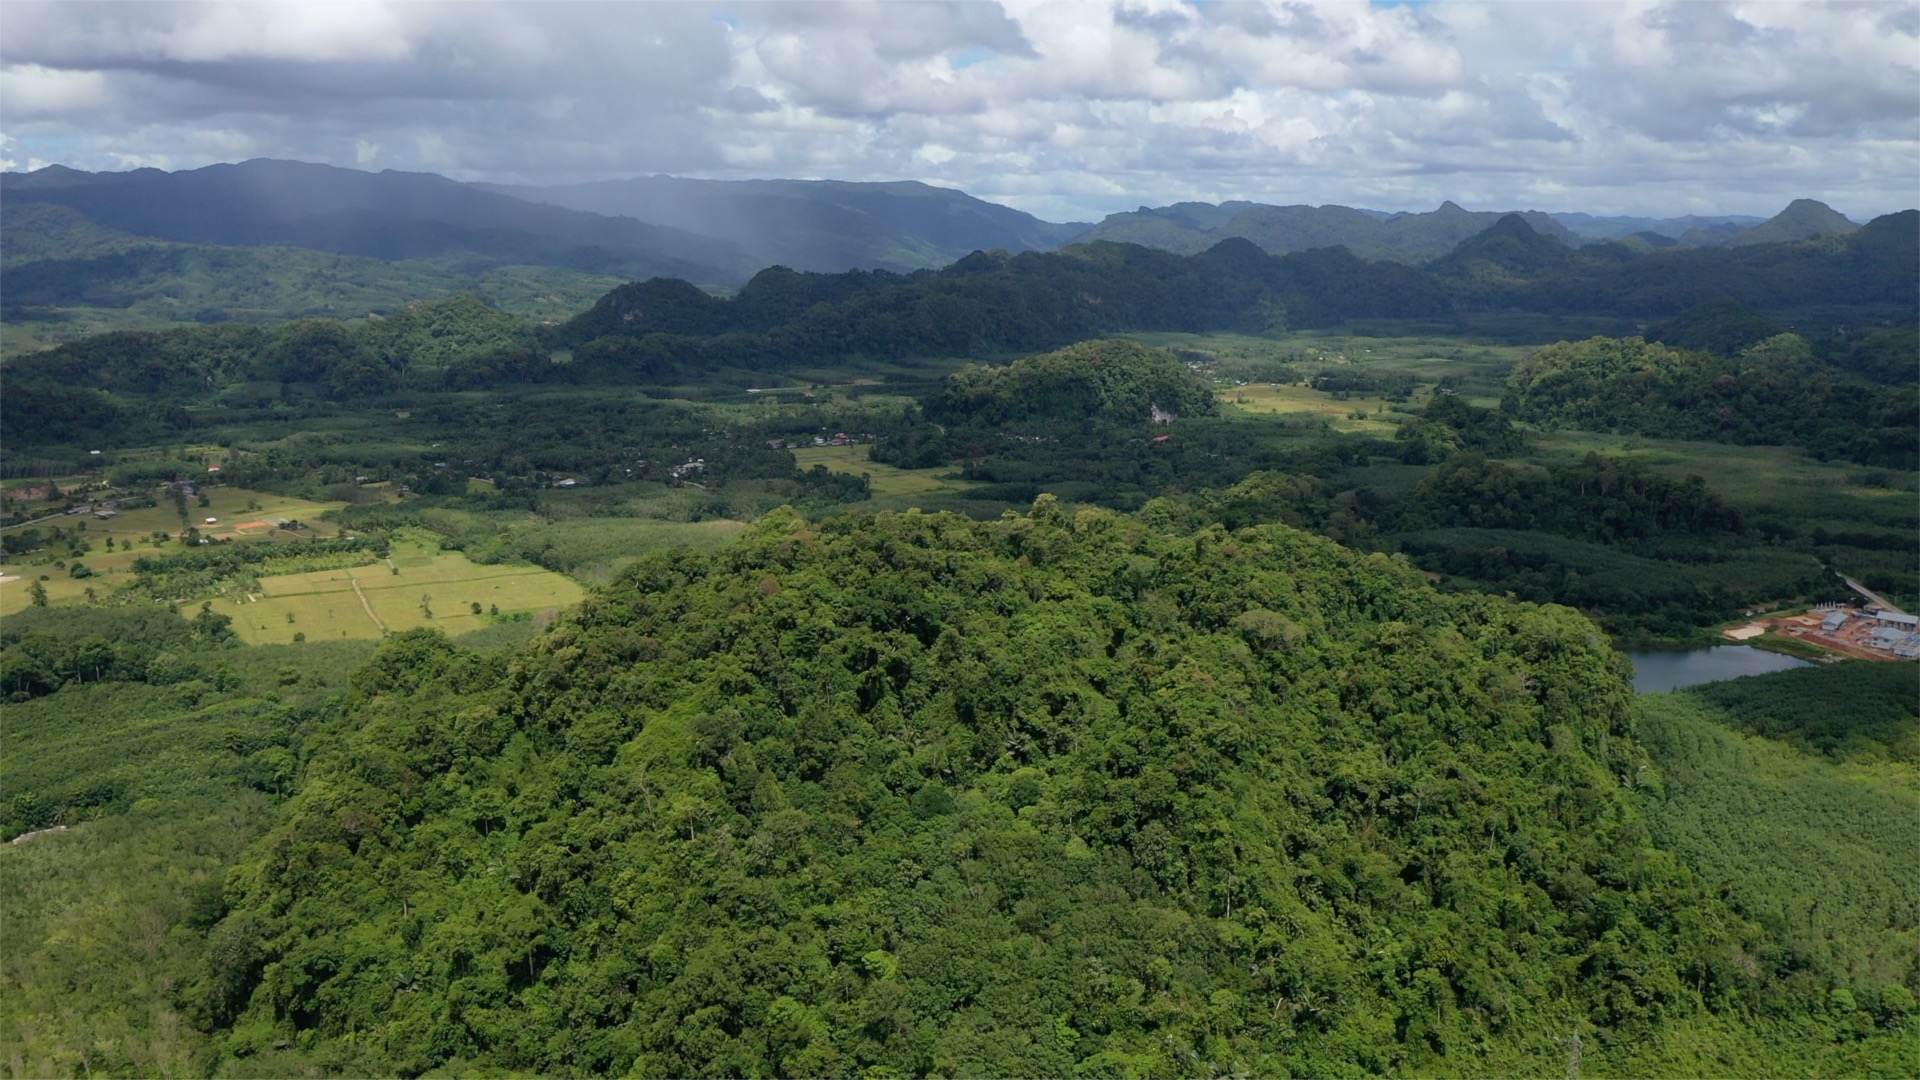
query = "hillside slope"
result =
(205, 504, 1819, 1076)
(481, 176, 1088, 274)
(1724, 199, 1859, 247)
(0, 160, 753, 285)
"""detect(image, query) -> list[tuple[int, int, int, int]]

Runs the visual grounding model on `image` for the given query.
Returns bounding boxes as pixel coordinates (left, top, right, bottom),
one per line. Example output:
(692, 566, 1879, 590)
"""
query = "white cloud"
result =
(0, 0, 1913, 220)
(0, 63, 110, 117)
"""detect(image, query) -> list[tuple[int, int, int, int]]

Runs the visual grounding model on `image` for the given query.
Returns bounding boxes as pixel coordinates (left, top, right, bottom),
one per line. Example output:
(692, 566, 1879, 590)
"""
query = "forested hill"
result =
(1431, 210, 1916, 317)
(552, 211, 1914, 369)
(1073, 199, 1582, 262)
(0, 160, 757, 285)
(558, 238, 1448, 360)
(479, 175, 1089, 275)
(201, 504, 1801, 1075)
(1076, 198, 1861, 258)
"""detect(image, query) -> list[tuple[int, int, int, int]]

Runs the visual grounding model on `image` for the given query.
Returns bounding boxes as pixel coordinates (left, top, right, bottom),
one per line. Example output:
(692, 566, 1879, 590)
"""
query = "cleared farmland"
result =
(211, 545, 585, 645)
(0, 487, 346, 617)
(791, 444, 977, 497)
(1217, 383, 1405, 432)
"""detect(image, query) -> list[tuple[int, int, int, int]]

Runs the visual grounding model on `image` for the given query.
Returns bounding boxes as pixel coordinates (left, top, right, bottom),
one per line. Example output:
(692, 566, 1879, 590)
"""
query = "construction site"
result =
(1726, 603, 1920, 661)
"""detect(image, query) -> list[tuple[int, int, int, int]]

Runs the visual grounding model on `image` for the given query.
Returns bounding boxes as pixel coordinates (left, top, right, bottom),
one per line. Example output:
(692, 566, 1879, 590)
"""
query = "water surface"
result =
(1625, 646, 1813, 694)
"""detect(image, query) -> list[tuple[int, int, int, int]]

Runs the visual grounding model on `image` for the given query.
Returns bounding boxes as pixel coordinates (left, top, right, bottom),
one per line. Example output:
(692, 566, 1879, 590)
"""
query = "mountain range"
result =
(474, 175, 1089, 274)
(1072, 199, 1860, 263)
(0, 159, 1884, 356)
(2, 160, 754, 284)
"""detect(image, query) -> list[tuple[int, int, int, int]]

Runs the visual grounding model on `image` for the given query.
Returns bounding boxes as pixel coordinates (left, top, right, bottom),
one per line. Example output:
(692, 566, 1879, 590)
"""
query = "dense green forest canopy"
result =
(1504, 335, 1918, 470)
(190, 503, 1889, 1077)
(925, 340, 1217, 428)
(0, 295, 543, 444)
(7, 214, 1911, 456)
(4, 165, 1918, 1080)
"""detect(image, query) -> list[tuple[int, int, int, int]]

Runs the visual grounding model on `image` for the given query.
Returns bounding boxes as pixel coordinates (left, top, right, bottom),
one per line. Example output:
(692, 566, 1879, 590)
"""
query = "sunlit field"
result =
(209, 538, 586, 644)
(0, 488, 347, 617)
(791, 443, 979, 497)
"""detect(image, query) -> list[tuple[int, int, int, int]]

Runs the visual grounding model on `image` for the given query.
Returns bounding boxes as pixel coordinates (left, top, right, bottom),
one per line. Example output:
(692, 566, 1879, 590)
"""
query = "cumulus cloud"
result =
(0, 0, 1912, 220)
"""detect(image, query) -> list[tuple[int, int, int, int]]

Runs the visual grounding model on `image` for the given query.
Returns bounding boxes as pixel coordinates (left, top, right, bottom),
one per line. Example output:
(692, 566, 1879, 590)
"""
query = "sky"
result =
(2, 0, 1915, 224)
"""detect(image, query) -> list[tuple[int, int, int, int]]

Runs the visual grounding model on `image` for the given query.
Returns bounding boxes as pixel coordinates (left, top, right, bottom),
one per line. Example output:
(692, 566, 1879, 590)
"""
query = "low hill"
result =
(201, 504, 1820, 1076)
(925, 339, 1217, 427)
(481, 176, 1089, 274)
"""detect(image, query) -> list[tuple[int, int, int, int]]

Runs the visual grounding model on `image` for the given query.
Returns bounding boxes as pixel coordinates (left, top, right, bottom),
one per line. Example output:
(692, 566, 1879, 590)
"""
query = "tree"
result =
(27, 580, 47, 607)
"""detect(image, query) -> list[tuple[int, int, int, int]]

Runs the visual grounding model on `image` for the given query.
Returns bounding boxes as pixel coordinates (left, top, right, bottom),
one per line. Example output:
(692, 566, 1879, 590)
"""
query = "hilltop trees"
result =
(927, 339, 1217, 428)
(200, 504, 1798, 1076)
(1504, 335, 1919, 468)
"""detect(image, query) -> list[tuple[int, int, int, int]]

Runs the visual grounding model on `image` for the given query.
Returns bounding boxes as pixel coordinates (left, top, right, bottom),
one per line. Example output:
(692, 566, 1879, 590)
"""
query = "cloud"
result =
(0, 63, 110, 117)
(0, 0, 1913, 220)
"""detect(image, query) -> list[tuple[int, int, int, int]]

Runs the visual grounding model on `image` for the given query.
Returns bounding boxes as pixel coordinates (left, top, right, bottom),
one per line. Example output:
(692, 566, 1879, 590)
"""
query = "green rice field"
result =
(209, 540, 586, 645)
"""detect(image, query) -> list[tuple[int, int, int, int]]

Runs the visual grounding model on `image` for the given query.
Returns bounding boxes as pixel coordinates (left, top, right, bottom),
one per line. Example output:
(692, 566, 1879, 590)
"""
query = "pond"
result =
(1625, 646, 1814, 694)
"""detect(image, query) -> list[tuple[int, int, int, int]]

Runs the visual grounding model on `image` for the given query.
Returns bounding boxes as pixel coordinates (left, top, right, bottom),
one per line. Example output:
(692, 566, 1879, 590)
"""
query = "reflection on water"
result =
(1625, 646, 1814, 694)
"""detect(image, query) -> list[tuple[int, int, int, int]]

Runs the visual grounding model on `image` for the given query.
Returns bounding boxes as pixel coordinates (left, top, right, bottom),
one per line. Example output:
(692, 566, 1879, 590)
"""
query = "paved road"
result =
(1843, 576, 1907, 615)
(9, 511, 80, 529)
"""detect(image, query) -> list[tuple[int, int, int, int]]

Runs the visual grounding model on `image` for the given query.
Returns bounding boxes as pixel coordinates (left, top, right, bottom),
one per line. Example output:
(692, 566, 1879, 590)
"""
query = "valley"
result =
(1, 170, 1915, 1078)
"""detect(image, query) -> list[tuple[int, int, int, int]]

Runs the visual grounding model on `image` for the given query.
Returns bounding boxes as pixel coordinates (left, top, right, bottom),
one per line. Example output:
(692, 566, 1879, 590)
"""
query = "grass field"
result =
(1526, 431, 1917, 529)
(211, 538, 585, 645)
(1217, 383, 1406, 433)
(1127, 329, 1530, 406)
(0, 487, 348, 617)
(2, 486, 344, 548)
(792, 444, 979, 498)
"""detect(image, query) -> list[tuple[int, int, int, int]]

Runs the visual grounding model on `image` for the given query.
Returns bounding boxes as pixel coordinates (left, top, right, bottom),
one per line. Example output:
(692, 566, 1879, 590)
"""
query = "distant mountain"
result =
(0, 159, 755, 285)
(0, 202, 166, 267)
(1071, 200, 1581, 263)
(477, 175, 1088, 274)
(0, 199, 628, 356)
(1426, 208, 1915, 319)
(1678, 222, 1748, 246)
(1619, 231, 1682, 251)
(1549, 212, 1767, 241)
(1428, 213, 1581, 285)
(1725, 199, 1859, 246)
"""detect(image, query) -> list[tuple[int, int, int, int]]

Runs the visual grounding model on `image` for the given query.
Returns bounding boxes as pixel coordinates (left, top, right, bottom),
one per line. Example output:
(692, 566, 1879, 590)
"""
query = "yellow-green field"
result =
(1525, 430, 1918, 528)
(0, 488, 348, 617)
(2, 487, 345, 548)
(1218, 383, 1407, 433)
(210, 541, 585, 645)
(791, 445, 978, 498)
